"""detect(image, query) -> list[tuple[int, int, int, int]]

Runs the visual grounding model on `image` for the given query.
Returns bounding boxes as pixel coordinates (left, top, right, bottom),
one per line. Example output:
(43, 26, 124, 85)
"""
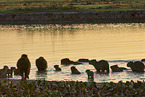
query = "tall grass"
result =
(0, 0, 145, 13)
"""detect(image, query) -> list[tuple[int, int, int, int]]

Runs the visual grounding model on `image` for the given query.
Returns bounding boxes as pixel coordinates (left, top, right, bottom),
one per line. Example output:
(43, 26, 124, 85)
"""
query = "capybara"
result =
(71, 66, 81, 74)
(86, 69, 94, 79)
(127, 61, 144, 72)
(7, 67, 16, 77)
(54, 65, 61, 71)
(36, 57, 48, 71)
(0, 66, 9, 78)
(17, 54, 31, 80)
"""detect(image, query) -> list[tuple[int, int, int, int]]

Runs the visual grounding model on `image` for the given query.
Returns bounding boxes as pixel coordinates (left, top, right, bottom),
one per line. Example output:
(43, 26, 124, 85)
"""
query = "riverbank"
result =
(0, 11, 145, 24)
(0, 79, 144, 96)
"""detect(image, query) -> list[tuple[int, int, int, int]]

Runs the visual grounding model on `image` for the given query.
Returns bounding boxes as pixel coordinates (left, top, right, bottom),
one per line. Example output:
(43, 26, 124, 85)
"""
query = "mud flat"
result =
(0, 11, 145, 24)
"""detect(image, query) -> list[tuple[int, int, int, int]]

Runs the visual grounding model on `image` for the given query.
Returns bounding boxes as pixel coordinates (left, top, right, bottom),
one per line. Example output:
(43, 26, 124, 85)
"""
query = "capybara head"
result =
(3, 66, 9, 70)
(127, 61, 133, 67)
(21, 54, 28, 58)
(86, 69, 90, 73)
(89, 59, 97, 65)
(39, 57, 44, 59)
(71, 66, 76, 70)
(54, 65, 59, 68)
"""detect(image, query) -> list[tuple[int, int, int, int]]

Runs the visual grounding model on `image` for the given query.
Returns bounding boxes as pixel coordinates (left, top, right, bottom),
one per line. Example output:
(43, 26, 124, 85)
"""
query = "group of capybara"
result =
(0, 54, 48, 80)
(0, 54, 145, 80)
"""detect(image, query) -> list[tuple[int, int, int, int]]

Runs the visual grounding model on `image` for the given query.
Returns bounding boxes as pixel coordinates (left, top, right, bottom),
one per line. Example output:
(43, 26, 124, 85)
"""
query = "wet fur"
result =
(17, 54, 31, 80)
(36, 57, 47, 71)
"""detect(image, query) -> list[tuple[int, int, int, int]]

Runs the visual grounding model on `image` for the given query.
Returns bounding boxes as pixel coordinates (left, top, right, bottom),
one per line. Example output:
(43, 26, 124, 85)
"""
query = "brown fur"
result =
(111, 65, 123, 72)
(14, 69, 20, 75)
(127, 61, 144, 72)
(92, 60, 109, 73)
(71, 66, 81, 74)
(6, 67, 16, 77)
(17, 54, 31, 80)
(54, 65, 61, 71)
(36, 57, 47, 71)
(86, 69, 94, 79)
(0, 66, 9, 78)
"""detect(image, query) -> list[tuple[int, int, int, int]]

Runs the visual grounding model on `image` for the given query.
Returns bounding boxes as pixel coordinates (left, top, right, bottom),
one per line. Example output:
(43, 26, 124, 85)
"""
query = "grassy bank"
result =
(0, 0, 145, 13)
(0, 79, 145, 96)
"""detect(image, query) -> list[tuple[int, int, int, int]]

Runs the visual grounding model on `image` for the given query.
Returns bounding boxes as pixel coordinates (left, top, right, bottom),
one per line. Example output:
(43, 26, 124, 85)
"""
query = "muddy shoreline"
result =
(0, 11, 145, 24)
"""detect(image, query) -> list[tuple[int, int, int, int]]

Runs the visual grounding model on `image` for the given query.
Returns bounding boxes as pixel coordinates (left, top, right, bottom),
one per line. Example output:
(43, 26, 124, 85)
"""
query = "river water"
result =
(0, 23, 145, 82)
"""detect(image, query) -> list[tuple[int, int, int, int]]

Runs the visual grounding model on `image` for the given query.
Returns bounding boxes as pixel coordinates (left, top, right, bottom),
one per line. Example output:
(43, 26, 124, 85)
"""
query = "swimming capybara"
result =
(61, 58, 73, 65)
(70, 66, 81, 74)
(127, 61, 144, 72)
(36, 57, 48, 71)
(86, 69, 94, 80)
(111, 65, 123, 72)
(54, 65, 61, 71)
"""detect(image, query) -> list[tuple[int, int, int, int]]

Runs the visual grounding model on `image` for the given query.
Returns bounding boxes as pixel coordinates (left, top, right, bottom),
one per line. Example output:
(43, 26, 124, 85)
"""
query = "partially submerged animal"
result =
(90, 60, 109, 73)
(36, 57, 48, 71)
(86, 69, 94, 80)
(127, 61, 144, 72)
(17, 54, 31, 80)
(6, 67, 16, 77)
(54, 65, 61, 71)
(71, 66, 81, 74)
(111, 65, 123, 72)
(0, 66, 9, 78)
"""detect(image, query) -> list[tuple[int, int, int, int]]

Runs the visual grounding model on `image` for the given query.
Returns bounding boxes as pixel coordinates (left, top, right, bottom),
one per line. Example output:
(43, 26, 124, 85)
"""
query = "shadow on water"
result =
(126, 71, 144, 76)
(36, 71, 47, 80)
(125, 70, 145, 80)
(96, 72, 109, 75)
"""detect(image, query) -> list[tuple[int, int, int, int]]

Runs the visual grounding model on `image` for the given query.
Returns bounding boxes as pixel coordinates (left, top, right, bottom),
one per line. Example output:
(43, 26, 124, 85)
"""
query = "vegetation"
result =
(0, 79, 145, 96)
(0, 0, 145, 13)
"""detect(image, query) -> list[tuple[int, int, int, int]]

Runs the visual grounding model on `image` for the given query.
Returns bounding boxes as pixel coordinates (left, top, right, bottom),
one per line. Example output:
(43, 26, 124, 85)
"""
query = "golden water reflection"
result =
(0, 23, 145, 82)
(0, 23, 145, 65)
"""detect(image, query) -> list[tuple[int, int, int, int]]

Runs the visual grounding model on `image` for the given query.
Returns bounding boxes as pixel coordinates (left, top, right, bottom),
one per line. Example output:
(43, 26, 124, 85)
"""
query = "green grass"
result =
(0, 0, 145, 13)
(0, 80, 145, 96)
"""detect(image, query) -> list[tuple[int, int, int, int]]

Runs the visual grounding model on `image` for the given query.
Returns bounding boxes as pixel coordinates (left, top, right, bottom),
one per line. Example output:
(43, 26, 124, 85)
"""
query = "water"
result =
(0, 23, 145, 82)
